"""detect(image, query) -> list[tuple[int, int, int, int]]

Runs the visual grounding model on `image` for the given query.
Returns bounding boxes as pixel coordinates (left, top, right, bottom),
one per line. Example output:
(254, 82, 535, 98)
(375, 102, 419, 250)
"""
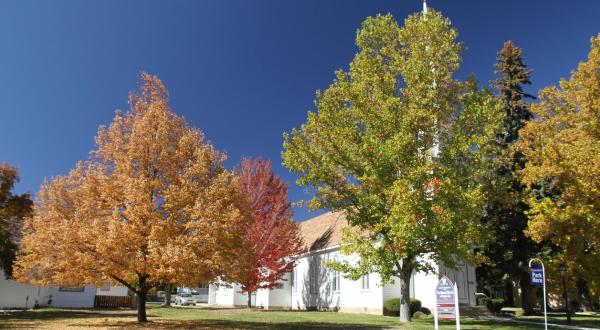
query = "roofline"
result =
(294, 244, 341, 259)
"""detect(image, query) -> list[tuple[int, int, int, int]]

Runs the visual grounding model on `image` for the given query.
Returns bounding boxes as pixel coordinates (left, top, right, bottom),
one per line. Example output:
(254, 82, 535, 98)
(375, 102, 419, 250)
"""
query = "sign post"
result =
(529, 258, 548, 330)
(434, 276, 460, 330)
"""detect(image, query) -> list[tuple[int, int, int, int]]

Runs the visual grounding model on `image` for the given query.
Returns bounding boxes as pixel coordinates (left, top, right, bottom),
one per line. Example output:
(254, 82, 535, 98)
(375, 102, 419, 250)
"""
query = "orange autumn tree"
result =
(235, 158, 303, 308)
(14, 73, 250, 322)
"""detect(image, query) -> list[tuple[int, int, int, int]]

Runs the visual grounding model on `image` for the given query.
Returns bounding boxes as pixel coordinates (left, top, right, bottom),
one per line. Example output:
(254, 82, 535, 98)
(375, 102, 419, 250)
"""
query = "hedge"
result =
(383, 298, 422, 317)
(481, 297, 504, 314)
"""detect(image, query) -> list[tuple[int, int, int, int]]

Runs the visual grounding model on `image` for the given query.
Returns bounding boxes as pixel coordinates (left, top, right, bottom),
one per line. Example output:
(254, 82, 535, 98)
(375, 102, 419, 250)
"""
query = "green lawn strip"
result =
(146, 306, 542, 329)
(512, 313, 600, 329)
(0, 306, 544, 329)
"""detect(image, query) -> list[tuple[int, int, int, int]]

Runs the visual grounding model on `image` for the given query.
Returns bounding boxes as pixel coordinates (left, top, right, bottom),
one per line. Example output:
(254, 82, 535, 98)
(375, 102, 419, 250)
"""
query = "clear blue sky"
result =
(1, 0, 598, 221)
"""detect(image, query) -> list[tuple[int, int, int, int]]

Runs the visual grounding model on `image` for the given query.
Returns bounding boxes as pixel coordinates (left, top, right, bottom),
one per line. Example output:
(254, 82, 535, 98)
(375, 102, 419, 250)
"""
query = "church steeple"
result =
(423, 0, 428, 14)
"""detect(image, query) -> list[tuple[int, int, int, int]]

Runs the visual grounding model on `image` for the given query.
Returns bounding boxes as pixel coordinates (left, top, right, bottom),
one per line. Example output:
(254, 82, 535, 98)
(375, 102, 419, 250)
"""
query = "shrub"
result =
(383, 298, 400, 316)
(410, 299, 422, 315)
(383, 298, 422, 317)
(514, 308, 525, 317)
(420, 307, 431, 315)
(481, 298, 504, 314)
(412, 311, 428, 319)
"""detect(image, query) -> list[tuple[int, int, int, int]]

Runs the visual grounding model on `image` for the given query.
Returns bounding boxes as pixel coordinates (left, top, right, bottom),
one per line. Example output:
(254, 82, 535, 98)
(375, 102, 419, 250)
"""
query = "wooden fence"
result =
(94, 295, 133, 308)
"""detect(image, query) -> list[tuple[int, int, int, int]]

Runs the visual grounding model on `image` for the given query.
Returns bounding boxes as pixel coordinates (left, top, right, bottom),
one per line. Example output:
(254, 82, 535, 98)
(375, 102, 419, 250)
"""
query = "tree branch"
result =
(108, 274, 138, 295)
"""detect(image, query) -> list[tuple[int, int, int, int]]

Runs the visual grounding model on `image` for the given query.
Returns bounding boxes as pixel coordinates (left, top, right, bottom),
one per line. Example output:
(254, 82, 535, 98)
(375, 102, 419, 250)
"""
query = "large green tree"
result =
(0, 162, 32, 278)
(282, 10, 502, 322)
(477, 41, 540, 312)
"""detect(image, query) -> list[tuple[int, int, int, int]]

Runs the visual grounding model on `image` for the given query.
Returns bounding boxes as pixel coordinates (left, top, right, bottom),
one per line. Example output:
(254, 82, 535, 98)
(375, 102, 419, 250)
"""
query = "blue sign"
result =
(531, 267, 544, 287)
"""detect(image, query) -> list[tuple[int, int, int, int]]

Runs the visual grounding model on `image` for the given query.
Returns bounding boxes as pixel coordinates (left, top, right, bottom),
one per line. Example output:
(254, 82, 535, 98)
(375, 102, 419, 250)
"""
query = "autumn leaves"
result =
(13, 73, 302, 322)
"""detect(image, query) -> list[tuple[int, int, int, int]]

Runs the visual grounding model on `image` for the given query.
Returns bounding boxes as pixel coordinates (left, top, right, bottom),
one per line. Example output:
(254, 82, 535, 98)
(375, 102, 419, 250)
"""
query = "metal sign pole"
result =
(529, 258, 548, 330)
(454, 283, 460, 330)
(434, 302, 439, 330)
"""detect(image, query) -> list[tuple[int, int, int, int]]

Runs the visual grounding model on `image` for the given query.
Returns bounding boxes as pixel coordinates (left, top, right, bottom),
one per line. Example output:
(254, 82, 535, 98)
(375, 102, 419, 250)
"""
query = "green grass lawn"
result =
(0, 305, 547, 329)
(512, 312, 600, 329)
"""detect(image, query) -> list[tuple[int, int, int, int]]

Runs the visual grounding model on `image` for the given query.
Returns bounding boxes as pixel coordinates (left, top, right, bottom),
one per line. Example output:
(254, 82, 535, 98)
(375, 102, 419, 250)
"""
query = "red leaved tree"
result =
(235, 158, 304, 308)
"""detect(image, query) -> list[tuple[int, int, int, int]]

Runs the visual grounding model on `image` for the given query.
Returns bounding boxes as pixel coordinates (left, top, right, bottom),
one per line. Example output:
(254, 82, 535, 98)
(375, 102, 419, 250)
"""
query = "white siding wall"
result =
(208, 284, 218, 304)
(212, 284, 235, 306)
(210, 283, 255, 307)
(0, 271, 40, 308)
(291, 248, 384, 314)
(413, 269, 439, 310)
(265, 272, 292, 309)
(381, 277, 400, 304)
(46, 285, 96, 308)
(232, 284, 254, 307)
(207, 250, 477, 314)
(0, 270, 96, 308)
(255, 288, 269, 308)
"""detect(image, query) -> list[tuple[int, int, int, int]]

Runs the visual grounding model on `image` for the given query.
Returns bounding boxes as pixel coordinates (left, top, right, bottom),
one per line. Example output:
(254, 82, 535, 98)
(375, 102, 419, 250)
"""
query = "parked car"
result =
(191, 291, 201, 303)
(174, 293, 195, 306)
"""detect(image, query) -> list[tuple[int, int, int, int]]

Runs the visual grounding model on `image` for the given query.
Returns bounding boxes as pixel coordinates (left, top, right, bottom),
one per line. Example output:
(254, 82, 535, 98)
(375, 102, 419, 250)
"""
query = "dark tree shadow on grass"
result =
(0, 308, 136, 321)
(70, 319, 396, 329)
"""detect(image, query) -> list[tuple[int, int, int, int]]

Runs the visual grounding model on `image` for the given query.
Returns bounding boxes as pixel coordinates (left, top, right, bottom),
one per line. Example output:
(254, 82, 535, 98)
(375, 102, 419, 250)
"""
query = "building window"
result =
(100, 280, 111, 291)
(59, 287, 85, 292)
(309, 256, 320, 294)
(361, 274, 370, 290)
(291, 267, 296, 288)
(332, 270, 340, 292)
(274, 282, 284, 289)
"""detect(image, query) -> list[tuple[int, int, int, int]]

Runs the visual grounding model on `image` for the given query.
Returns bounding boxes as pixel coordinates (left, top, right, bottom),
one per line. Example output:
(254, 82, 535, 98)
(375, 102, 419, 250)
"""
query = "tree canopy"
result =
(518, 34, 600, 300)
(282, 10, 503, 321)
(0, 162, 32, 278)
(14, 73, 251, 322)
(235, 158, 304, 307)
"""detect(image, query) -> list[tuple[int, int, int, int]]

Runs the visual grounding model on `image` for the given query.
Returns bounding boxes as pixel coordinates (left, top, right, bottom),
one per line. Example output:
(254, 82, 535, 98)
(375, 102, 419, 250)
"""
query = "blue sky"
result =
(1, 0, 598, 221)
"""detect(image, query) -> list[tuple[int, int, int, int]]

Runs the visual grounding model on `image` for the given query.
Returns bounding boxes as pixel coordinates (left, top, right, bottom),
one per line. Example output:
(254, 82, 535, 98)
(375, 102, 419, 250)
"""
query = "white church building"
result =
(208, 212, 477, 314)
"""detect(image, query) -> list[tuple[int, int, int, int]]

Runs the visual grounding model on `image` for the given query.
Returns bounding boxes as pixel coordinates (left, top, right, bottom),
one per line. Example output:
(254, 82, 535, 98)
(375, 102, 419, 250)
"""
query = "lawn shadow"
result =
(155, 305, 246, 311)
(0, 308, 136, 321)
(68, 319, 397, 329)
(0, 309, 138, 329)
(423, 319, 543, 329)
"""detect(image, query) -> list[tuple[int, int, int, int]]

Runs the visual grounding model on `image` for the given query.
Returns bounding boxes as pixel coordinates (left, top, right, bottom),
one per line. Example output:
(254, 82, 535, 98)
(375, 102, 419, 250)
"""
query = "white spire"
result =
(423, 0, 428, 14)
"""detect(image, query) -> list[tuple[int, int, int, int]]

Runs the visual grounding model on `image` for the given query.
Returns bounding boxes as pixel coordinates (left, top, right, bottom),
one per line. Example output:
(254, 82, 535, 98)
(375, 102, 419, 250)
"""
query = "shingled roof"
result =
(298, 211, 349, 252)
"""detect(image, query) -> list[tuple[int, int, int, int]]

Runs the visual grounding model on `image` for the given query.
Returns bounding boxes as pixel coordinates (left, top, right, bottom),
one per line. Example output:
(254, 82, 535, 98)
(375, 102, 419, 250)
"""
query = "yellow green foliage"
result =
(282, 10, 503, 321)
(518, 34, 600, 295)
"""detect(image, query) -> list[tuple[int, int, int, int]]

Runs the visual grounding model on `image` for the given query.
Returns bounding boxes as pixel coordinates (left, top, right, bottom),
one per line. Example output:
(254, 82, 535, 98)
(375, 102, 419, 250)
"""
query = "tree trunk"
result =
(399, 259, 413, 322)
(519, 273, 535, 314)
(505, 280, 515, 306)
(137, 277, 148, 323)
(164, 284, 172, 307)
(247, 291, 252, 308)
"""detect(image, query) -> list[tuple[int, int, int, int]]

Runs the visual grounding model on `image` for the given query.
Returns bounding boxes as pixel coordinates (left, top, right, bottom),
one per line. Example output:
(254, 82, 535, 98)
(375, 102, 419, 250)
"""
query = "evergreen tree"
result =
(477, 41, 539, 312)
(0, 162, 33, 278)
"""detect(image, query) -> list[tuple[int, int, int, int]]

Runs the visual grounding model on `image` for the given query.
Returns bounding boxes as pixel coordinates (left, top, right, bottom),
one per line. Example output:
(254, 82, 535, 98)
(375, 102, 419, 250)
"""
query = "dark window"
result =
(361, 274, 370, 290)
(59, 287, 85, 292)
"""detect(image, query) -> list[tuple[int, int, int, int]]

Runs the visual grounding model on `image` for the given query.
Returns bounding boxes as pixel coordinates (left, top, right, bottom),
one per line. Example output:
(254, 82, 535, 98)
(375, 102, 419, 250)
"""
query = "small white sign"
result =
(434, 276, 460, 330)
